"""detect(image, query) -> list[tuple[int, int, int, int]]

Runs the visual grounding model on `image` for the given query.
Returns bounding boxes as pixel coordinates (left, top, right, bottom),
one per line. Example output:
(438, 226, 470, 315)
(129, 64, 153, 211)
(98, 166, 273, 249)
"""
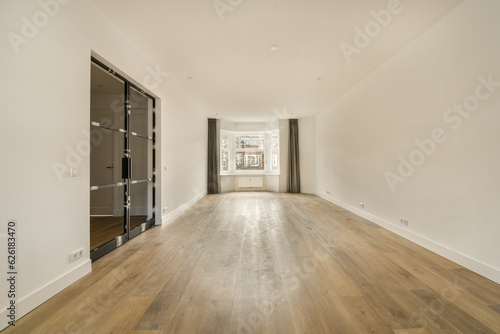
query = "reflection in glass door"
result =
(90, 58, 156, 261)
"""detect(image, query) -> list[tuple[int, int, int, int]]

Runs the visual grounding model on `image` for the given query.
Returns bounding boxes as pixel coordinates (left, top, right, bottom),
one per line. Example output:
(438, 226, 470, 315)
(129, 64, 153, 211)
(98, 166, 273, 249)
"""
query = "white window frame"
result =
(220, 130, 279, 175)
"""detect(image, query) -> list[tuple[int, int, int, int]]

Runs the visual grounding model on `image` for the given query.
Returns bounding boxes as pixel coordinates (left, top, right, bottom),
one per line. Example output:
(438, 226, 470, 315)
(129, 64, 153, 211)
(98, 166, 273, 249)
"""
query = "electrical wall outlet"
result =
(400, 218, 409, 226)
(163, 206, 168, 213)
(70, 248, 84, 262)
(70, 168, 79, 177)
(326, 191, 331, 195)
(359, 203, 365, 209)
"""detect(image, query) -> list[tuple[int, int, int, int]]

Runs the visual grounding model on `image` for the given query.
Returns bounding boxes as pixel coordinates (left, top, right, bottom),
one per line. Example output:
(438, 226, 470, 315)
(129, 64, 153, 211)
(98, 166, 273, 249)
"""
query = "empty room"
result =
(1, 0, 499, 333)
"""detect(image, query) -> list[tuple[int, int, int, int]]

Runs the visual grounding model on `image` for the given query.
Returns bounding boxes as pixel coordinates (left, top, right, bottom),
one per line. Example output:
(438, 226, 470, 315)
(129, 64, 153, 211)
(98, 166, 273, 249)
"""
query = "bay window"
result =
(221, 130, 279, 174)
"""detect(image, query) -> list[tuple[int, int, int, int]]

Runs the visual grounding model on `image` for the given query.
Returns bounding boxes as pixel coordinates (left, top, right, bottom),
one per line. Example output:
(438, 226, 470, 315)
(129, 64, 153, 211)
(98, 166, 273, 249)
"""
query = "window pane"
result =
(221, 134, 229, 150)
(222, 151, 229, 171)
(236, 135, 265, 149)
(272, 149, 278, 171)
(272, 134, 279, 149)
(235, 151, 265, 170)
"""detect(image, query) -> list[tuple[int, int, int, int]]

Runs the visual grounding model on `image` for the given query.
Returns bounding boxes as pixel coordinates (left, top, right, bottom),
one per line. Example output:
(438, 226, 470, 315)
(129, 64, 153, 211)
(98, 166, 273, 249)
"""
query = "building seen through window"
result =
(221, 130, 279, 174)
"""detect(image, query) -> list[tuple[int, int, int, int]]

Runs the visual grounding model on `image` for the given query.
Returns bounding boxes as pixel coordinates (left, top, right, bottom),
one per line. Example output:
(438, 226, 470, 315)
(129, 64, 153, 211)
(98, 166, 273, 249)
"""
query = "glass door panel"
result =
(90, 63, 127, 252)
(90, 64, 126, 129)
(130, 87, 152, 137)
(90, 128, 125, 186)
(130, 136, 152, 181)
(90, 186, 125, 250)
(130, 181, 153, 230)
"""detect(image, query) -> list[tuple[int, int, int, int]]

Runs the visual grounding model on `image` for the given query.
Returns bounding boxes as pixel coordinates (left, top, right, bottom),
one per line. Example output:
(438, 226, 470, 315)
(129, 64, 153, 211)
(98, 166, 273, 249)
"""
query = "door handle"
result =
(106, 166, 114, 169)
(122, 157, 132, 179)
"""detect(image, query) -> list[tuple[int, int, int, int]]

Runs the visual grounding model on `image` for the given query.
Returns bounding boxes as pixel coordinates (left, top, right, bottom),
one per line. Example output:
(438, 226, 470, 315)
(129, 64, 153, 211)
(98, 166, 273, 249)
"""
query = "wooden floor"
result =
(6, 193, 500, 333)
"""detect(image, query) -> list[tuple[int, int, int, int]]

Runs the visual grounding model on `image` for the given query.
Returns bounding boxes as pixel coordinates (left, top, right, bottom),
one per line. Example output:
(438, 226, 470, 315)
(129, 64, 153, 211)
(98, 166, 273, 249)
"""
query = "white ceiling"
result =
(91, 0, 463, 121)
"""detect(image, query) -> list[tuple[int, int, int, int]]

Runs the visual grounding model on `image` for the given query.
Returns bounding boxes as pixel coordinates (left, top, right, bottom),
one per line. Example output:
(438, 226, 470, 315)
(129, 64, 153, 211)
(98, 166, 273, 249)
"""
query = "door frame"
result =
(90, 57, 157, 261)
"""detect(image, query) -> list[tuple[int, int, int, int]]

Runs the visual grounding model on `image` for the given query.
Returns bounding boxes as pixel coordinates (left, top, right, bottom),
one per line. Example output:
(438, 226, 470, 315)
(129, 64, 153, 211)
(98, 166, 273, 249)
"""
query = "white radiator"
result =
(238, 177, 263, 188)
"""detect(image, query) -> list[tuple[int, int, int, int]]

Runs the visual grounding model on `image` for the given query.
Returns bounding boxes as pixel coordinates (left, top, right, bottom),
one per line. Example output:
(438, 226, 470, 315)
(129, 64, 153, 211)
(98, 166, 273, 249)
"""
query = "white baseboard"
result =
(161, 192, 207, 225)
(1, 259, 92, 330)
(317, 193, 500, 284)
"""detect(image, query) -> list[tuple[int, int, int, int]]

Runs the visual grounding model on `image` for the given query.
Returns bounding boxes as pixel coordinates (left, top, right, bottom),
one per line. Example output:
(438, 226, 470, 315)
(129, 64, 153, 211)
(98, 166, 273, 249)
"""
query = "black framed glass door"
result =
(128, 87, 155, 238)
(90, 58, 156, 261)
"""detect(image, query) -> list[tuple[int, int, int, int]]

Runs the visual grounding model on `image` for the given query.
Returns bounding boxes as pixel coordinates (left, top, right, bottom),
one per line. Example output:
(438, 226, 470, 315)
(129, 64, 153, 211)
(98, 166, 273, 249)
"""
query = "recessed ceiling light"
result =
(270, 44, 280, 51)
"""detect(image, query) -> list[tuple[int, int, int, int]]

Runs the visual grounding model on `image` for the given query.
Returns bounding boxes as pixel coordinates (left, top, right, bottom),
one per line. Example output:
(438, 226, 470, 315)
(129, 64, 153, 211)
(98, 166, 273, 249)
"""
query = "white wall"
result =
(160, 81, 207, 222)
(315, 0, 500, 283)
(234, 122, 267, 132)
(0, 0, 207, 325)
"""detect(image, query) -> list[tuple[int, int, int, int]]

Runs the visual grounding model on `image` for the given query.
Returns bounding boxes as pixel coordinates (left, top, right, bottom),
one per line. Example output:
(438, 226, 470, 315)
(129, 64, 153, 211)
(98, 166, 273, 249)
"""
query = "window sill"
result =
(220, 173, 280, 176)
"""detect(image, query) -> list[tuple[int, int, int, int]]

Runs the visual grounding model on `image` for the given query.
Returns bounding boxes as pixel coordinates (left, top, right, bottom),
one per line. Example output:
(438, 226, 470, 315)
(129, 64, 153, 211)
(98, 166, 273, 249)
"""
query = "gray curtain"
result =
(287, 119, 301, 193)
(207, 118, 219, 194)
